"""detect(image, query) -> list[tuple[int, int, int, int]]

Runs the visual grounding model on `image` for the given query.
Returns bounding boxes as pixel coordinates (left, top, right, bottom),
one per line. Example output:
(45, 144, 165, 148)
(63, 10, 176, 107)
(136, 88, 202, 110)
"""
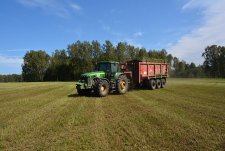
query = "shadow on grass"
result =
(67, 88, 158, 98)
(67, 91, 120, 98)
(67, 94, 82, 97)
(67, 93, 97, 98)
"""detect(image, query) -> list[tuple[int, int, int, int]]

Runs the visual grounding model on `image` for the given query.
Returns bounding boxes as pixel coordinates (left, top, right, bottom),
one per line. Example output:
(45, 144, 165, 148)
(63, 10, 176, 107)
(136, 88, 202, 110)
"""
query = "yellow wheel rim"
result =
(101, 84, 106, 92)
(120, 80, 126, 90)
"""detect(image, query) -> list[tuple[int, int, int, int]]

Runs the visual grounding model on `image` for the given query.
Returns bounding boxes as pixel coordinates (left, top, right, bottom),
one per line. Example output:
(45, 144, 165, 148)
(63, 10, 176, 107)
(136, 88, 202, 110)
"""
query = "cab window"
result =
(99, 63, 110, 72)
(111, 63, 118, 73)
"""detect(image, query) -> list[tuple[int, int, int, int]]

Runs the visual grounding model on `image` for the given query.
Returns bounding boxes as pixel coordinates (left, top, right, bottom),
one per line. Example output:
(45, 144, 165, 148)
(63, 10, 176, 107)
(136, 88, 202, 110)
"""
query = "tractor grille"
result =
(80, 76, 91, 85)
(80, 76, 88, 83)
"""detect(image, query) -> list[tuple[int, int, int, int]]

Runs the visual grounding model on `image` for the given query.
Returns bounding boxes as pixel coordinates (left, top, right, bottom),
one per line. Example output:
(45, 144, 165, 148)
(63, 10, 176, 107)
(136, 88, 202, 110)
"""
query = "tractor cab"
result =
(76, 61, 128, 97)
(98, 61, 120, 74)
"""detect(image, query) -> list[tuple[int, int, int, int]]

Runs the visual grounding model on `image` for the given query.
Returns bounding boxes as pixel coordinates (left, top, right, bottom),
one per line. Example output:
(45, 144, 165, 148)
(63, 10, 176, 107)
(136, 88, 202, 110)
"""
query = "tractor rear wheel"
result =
(156, 79, 161, 89)
(95, 80, 109, 97)
(149, 79, 156, 90)
(116, 75, 129, 94)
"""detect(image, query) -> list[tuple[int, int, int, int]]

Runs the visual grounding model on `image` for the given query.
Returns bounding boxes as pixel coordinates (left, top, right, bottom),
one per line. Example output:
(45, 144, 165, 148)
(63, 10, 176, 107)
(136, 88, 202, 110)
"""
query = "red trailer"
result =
(122, 60, 169, 89)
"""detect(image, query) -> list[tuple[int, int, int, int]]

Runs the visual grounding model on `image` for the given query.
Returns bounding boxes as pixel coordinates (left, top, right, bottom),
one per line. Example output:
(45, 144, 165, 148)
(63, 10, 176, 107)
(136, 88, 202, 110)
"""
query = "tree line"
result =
(0, 41, 224, 82)
(22, 40, 173, 81)
(202, 45, 225, 78)
(0, 74, 22, 82)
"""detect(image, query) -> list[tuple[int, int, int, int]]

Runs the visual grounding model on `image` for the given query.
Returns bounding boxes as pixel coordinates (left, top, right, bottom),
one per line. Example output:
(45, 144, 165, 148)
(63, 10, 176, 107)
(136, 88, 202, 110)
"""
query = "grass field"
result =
(0, 79, 225, 151)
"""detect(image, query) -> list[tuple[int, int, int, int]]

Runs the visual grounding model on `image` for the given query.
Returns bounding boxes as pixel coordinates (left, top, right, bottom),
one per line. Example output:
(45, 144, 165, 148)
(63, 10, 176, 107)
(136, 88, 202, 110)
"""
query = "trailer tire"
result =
(149, 79, 156, 90)
(95, 80, 109, 97)
(161, 78, 166, 88)
(156, 79, 161, 89)
(116, 75, 129, 94)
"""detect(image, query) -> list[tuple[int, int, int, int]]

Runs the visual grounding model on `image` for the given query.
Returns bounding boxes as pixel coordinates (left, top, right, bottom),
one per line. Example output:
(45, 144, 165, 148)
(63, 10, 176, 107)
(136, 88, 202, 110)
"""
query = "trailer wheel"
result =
(116, 75, 129, 94)
(95, 80, 109, 97)
(156, 79, 161, 89)
(161, 78, 166, 88)
(149, 79, 156, 90)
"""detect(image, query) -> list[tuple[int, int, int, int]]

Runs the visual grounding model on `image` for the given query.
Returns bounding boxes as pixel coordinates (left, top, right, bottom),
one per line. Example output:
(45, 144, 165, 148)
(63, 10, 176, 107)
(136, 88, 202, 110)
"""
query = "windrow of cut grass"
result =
(0, 79, 225, 151)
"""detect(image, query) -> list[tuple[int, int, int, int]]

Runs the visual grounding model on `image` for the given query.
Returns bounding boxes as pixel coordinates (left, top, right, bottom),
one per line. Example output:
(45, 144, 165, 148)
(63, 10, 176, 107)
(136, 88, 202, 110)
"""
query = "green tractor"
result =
(76, 61, 129, 97)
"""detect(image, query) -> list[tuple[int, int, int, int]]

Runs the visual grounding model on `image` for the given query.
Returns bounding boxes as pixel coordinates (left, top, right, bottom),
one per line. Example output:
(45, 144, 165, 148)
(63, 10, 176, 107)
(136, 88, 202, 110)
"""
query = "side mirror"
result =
(120, 64, 126, 70)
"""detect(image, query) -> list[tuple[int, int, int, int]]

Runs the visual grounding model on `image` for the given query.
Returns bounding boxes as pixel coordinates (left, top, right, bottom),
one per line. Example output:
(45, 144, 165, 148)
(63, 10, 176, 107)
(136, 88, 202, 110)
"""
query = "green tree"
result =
(218, 46, 225, 78)
(116, 42, 127, 62)
(166, 54, 173, 65)
(92, 40, 102, 66)
(101, 40, 117, 61)
(45, 49, 71, 81)
(68, 41, 93, 80)
(0, 74, 22, 82)
(126, 45, 139, 60)
(22, 50, 50, 81)
(202, 45, 225, 77)
(137, 48, 148, 60)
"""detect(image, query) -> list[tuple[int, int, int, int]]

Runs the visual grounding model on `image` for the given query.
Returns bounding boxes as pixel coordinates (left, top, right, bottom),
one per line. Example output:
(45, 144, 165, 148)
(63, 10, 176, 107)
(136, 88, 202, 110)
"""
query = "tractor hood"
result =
(81, 71, 106, 78)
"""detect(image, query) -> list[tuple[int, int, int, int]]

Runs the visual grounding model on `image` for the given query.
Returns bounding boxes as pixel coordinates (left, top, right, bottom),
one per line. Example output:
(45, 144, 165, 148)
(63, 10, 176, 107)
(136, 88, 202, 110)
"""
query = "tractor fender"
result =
(101, 78, 110, 84)
(94, 77, 110, 84)
(114, 72, 124, 80)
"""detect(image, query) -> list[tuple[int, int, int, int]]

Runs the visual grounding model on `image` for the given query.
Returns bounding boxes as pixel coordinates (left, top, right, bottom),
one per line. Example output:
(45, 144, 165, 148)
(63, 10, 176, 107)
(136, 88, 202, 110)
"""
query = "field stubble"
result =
(0, 79, 224, 150)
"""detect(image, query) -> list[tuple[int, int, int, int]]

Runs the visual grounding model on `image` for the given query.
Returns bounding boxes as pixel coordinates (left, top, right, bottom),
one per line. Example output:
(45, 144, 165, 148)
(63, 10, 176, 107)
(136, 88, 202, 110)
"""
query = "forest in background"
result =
(0, 40, 224, 82)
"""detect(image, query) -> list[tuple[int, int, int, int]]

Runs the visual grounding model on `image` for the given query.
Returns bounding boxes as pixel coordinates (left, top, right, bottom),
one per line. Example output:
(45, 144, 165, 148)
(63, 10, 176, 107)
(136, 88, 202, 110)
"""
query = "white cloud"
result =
(133, 32, 143, 38)
(126, 40, 142, 48)
(110, 9, 121, 14)
(102, 25, 111, 31)
(70, 3, 81, 11)
(182, 0, 210, 10)
(168, 0, 225, 64)
(100, 20, 143, 48)
(0, 55, 23, 65)
(0, 48, 29, 52)
(18, 0, 50, 7)
(17, 0, 81, 18)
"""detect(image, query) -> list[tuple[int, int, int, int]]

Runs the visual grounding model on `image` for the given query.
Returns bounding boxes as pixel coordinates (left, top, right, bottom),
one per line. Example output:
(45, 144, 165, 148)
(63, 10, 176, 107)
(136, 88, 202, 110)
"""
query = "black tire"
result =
(149, 79, 156, 90)
(143, 79, 149, 88)
(95, 80, 109, 97)
(77, 89, 92, 96)
(156, 79, 161, 89)
(116, 75, 129, 94)
(161, 78, 166, 88)
(85, 89, 92, 96)
(77, 89, 85, 96)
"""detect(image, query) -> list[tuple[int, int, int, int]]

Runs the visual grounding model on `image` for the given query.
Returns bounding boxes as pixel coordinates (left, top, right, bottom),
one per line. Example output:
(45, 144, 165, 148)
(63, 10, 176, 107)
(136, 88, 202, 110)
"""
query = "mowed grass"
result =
(0, 79, 225, 151)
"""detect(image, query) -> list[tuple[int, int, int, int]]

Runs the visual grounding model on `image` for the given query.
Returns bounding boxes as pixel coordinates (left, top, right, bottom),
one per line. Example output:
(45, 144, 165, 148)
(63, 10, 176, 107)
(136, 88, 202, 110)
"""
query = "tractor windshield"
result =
(99, 63, 111, 72)
(98, 63, 119, 73)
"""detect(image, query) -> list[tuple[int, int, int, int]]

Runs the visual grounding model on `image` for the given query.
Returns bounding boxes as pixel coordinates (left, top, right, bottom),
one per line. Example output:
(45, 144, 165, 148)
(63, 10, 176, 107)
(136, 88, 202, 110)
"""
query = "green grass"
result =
(0, 79, 225, 151)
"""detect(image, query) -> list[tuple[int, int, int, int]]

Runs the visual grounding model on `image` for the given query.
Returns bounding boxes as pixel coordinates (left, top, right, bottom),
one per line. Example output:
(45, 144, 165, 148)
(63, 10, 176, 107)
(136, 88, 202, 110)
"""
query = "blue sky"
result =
(1, 0, 225, 74)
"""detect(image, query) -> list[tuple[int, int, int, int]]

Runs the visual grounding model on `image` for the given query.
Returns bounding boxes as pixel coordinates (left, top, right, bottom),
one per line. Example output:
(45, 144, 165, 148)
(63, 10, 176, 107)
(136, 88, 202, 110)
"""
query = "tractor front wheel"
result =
(77, 89, 85, 96)
(95, 80, 109, 97)
(116, 75, 129, 94)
